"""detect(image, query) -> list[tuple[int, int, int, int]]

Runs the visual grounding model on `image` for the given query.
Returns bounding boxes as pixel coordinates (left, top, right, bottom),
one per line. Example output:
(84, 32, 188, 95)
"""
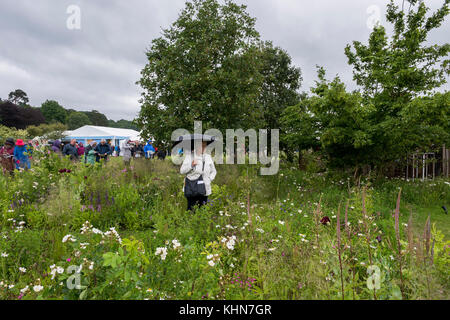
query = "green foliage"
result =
(82, 110, 109, 127)
(8, 89, 29, 106)
(0, 125, 28, 144)
(67, 112, 92, 130)
(137, 0, 302, 145)
(26, 123, 67, 140)
(282, 1, 449, 172)
(0, 150, 448, 300)
(40, 100, 67, 124)
(343, 0, 450, 165)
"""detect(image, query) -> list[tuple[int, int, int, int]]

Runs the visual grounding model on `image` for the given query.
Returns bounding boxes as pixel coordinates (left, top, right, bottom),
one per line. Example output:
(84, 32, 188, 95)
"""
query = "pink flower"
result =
(67, 258, 71, 262)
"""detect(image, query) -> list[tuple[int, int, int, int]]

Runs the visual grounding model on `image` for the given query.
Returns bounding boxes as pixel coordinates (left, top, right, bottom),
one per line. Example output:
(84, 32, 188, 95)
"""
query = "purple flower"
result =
(320, 216, 331, 225)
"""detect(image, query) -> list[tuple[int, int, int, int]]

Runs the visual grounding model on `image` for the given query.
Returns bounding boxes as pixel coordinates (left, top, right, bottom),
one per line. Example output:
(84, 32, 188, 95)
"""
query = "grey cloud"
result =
(0, 0, 448, 121)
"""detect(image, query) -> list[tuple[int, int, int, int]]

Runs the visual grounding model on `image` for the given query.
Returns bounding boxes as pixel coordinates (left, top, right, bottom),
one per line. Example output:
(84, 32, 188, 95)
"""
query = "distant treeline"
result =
(0, 90, 139, 132)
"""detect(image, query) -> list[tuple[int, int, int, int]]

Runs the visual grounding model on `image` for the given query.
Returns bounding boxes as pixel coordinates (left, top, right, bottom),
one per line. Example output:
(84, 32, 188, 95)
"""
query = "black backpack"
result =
(184, 157, 206, 198)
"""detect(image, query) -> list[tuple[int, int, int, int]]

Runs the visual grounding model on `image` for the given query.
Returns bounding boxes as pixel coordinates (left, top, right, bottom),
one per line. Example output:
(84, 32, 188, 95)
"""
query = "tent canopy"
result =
(65, 125, 142, 142)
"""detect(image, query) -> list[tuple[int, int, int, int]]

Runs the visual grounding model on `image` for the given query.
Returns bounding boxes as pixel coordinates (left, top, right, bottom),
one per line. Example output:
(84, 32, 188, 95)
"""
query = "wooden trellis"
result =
(406, 145, 450, 180)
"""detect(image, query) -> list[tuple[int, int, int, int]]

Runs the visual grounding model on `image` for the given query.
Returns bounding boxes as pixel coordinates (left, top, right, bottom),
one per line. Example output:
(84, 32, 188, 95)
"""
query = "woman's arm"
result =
(180, 154, 193, 175)
(208, 156, 217, 181)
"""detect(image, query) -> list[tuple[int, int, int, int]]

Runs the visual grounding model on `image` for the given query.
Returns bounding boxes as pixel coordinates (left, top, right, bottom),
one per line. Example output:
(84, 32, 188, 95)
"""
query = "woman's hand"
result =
(191, 159, 198, 167)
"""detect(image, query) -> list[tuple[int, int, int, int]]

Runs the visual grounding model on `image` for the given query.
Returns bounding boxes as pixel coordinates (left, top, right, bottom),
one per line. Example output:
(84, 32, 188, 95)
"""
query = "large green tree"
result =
(41, 100, 67, 124)
(83, 110, 109, 127)
(344, 0, 449, 163)
(67, 112, 92, 130)
(8, 89, 29, 105)
(137, 0, 265, 143)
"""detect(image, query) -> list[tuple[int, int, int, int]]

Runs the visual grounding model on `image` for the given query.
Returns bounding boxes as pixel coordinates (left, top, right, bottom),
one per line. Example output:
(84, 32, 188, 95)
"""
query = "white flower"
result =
(172, 239, 181, 249)
(33, 285, 44, 292)
(278, 220, 285, 225)
(1, 252, 8, 258)
(155, 247, 168, 260)
(80, 243, 89, 249)
(62, 234, 76, 243)
(226, 240, 235, 250)
(20, 286, 29, 293)
(19, 267, 26, 273)
(208, 260, 215, 267)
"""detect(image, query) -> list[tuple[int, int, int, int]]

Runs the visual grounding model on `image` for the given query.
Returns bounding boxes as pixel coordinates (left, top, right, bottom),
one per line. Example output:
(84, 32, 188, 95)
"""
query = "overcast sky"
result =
(0, 0, 448, 121)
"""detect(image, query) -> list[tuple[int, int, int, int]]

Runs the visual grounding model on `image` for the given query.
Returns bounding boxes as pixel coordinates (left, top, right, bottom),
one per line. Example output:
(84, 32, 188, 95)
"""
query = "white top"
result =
(180, 153, 217, 196)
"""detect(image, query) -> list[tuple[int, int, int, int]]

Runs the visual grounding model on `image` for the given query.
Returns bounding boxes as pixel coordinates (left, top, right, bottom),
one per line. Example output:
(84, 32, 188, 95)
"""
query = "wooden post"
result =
(432, 157, 435, 180)
(443, 145, 447, 178)
(406, 155, 409, 180)
(422, 154, 425, 181)
(445, 149, 450, 178)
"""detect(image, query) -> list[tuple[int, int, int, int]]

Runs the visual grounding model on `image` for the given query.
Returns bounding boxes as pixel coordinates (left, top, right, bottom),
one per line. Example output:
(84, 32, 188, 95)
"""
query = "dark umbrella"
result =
(172, 134, 216, 152)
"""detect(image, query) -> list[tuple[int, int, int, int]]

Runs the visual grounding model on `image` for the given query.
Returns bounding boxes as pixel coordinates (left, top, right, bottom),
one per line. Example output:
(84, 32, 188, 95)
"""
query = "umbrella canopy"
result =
(172, 134, 216, 151)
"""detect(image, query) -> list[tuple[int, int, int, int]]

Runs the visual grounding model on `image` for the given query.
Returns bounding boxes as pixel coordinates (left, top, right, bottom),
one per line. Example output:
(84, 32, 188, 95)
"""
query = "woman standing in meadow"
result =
(13, 139, 30, 170)
(180, 140, 217, 211)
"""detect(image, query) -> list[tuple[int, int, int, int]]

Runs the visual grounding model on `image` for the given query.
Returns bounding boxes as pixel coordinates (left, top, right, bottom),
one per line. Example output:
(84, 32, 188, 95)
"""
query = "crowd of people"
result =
(0, 137, 167, 175)
(0, 138, 36, 175)
(1, 135, 210, 212)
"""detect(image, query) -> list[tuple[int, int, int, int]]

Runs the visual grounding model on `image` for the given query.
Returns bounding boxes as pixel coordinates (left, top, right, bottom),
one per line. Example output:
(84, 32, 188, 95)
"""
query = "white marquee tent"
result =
(65, 125, 142, 146)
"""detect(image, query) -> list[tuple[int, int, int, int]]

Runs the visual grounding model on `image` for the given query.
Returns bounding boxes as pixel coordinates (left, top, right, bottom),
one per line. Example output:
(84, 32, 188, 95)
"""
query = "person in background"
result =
(130, 143, 136, 158)
(51, 140, 61, 154)
(122, 140, 132, 167)
(63, 139, 79, 161)
(94, 139, 111, 163)
(0, 138, 15, 175)
(139, 142, 145, 158)
(157, 147, 167, 160)
(84, 141, 93, 164)
(115, 144, 121, 157)
(77, 142, 85, 159)
(134, 142, 144, 158)
(86, 142, 97, 165)
(144, 140, 155, 159)
(14, 139, 30, 170)
(107, 142, 113, 156)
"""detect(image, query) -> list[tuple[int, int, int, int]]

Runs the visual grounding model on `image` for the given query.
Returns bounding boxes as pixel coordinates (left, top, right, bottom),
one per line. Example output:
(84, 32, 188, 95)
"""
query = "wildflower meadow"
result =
(0, 149, 448, 300)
